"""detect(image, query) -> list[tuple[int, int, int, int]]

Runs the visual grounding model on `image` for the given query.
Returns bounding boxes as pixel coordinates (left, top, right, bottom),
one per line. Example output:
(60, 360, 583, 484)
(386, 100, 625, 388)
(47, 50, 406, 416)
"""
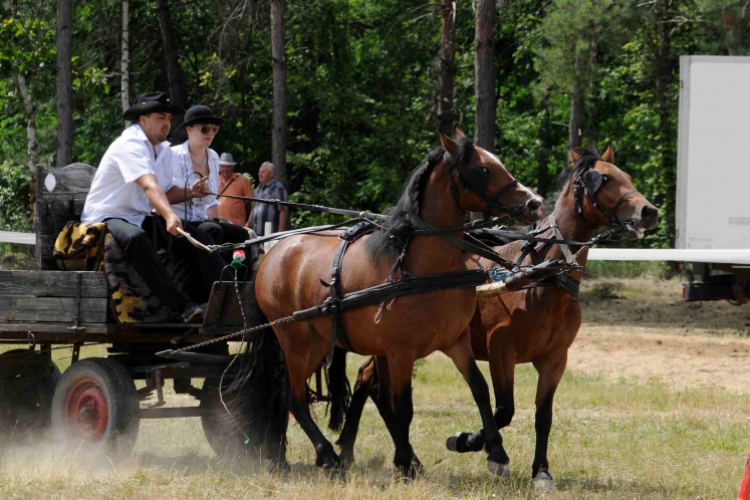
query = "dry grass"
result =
(2, 276, 750, 498)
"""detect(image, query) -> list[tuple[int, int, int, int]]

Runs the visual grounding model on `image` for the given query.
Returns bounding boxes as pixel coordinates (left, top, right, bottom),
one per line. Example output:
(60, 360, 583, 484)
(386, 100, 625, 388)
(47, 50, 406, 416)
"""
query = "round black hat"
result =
(123, 92, 184, 121)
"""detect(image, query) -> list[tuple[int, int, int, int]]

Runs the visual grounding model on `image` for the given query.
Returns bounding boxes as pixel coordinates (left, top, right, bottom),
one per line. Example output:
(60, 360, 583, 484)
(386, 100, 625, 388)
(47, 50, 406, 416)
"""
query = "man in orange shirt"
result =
(217, 153, 254, 226)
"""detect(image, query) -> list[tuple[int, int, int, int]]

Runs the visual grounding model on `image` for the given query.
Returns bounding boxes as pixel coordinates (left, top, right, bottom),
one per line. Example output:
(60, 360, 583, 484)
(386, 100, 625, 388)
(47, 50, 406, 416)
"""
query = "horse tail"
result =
(230, 274, 289, 462)
(327, 346, 351, 432)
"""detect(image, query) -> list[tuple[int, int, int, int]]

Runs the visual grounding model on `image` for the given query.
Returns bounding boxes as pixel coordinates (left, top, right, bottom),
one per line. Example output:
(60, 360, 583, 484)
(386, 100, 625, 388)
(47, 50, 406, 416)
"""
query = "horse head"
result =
(568, 146, 658, 239)
(440, 127, 543, 223)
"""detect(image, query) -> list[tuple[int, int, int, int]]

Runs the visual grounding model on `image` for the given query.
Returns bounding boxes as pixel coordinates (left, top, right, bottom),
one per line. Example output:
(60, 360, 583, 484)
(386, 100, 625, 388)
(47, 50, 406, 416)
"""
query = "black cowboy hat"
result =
(123, 92, 184, 121)
(176, 105, 225, 131)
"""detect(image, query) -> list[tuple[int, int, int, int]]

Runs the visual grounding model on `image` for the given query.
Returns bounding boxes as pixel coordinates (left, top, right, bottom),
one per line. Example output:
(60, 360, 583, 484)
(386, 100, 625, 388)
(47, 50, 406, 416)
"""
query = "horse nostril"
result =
(527, 198, 542, 212)
(642, 205, 658, 226)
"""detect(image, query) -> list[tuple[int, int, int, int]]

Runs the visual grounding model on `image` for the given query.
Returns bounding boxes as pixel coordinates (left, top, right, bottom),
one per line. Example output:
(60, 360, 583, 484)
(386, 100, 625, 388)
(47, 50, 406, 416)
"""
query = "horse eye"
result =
(602, 175, 610, 182)
(480, 167, 490, 175)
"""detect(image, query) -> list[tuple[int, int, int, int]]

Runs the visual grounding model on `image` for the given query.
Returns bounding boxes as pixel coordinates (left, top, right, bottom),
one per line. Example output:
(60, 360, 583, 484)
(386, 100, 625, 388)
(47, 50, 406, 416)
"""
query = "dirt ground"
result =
(572, 275, 750, 393)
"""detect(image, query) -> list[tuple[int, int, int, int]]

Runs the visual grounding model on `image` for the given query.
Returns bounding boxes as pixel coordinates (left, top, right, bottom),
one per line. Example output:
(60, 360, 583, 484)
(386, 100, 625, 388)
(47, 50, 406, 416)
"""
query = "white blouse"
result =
(170, 142, 220, 222)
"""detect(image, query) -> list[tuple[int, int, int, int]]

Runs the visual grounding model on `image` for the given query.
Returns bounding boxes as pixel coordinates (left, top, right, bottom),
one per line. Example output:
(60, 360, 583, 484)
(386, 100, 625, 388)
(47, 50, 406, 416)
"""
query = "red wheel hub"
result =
(63, 378, 109, 442)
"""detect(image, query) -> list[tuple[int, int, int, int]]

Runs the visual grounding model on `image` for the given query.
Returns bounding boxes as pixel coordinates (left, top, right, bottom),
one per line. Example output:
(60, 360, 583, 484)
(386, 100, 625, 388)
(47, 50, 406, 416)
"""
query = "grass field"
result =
(2, 275, 750, 498)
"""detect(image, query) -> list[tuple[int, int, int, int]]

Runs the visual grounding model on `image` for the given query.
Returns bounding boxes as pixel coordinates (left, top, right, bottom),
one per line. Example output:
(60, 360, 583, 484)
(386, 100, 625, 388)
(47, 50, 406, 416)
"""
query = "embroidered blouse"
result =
(170, 142, 220, 222)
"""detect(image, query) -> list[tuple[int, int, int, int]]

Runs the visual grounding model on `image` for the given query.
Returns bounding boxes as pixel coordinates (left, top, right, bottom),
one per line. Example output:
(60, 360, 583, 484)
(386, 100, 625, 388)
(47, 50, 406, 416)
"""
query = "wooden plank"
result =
(0, 271, 107, 298)
(36, 199, 84, 235)
(37, 163, 96, 196)
(203, 281, 253, 329)
(36, 235, 57, 271)
(0, 296, 107, 323)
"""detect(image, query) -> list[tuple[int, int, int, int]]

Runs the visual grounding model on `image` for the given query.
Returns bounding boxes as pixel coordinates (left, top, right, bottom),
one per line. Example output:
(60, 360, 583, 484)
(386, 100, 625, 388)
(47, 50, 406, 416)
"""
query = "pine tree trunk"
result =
(536, 97, 552, 198)
(17, 73, 38, 230)
(438, 0, 457, 135)
(271, 0, 288, 189)
(16, 74, 39, 174)
(56, 0, 73, 167)
(474, 0, 495, 152)
(121, 0, 131, 127)
(568, 56, 584, 149)
(650, 0, 676, 246)
(155, 0, 186, 140)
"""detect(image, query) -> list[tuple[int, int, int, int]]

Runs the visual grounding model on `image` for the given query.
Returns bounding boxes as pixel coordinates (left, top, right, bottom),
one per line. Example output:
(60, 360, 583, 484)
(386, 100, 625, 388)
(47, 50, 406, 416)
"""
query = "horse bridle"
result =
(573, 158, 637, 229)
(444, 151, 522, 217)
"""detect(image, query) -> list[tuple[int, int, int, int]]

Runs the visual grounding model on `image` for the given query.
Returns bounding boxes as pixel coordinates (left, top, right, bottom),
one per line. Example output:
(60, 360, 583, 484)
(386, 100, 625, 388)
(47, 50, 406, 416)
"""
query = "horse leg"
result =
(336, 356, 378, 466)
(279, 329, 341, 469)
(531, 353, 567, 490)
(444, 329, 510, 476)
(447, 350, 516, 454)
(385, 352, 419, 479)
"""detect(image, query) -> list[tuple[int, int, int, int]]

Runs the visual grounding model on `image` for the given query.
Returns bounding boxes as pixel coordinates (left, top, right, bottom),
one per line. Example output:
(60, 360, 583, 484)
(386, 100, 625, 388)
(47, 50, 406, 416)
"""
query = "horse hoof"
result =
(486, 460, 511, 477)
(411, 455, 423, 474)
(339, 448, 355, 468)
(446, 433, 460, 452)
(534, 471, 554, 490)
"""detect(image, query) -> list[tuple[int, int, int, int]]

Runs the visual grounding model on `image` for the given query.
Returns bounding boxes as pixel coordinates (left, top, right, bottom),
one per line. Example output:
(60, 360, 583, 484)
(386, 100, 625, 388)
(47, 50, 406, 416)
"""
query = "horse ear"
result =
(440, 131, 459, 158)
(453, 125, 466, 139)
(568, 148, 582, 166)
(601, 144, 615, 164)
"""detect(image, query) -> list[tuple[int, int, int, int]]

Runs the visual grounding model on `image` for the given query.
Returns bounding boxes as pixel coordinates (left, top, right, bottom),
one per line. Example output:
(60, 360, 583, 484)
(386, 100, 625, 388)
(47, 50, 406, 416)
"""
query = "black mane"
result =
(556, 147, 599, 189)
(365, 138, 476, 259)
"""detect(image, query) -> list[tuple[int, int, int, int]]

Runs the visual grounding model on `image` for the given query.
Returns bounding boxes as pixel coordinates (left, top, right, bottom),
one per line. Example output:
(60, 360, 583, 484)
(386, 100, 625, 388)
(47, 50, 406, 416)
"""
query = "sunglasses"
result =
(196, 125, 220, 134)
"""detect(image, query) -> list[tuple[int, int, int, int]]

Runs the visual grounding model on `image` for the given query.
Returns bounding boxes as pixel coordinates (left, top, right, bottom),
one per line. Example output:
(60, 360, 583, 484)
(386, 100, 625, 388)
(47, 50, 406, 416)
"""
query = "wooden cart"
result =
(0, 163, 251, 456)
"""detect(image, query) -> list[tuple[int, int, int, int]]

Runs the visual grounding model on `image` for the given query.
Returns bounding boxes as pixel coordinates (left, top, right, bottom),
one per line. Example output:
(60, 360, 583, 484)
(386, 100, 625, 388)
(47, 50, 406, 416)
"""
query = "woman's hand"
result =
(190, 176, 210, 198)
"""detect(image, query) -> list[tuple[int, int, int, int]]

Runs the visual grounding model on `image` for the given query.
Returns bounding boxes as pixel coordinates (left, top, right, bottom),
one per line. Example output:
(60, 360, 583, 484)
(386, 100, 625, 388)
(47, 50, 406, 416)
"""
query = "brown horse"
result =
(234, 129, 544, 478)
(335, 146, 659, 487)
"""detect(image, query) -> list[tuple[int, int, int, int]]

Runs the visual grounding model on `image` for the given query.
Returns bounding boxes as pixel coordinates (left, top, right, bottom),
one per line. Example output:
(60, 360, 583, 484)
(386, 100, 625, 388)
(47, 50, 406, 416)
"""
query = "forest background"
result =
(0, 0, 748, 250)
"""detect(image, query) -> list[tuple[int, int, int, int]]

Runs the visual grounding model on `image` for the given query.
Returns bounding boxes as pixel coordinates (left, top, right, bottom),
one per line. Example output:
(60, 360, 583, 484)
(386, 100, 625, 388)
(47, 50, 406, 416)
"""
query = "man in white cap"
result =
(217, 152, 254, 227)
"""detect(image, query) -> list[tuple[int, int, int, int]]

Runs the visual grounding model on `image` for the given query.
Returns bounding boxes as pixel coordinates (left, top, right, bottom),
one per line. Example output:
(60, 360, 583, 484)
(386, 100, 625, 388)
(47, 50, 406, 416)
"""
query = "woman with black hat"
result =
(170, 105, 252, 249)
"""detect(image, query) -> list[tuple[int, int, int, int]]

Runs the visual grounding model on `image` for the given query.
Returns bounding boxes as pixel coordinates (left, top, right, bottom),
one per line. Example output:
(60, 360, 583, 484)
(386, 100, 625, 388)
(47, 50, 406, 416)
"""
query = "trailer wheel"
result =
(0, 349, 61, 441)
(200, 377, 252, 460)
(51, 358, 139, 455)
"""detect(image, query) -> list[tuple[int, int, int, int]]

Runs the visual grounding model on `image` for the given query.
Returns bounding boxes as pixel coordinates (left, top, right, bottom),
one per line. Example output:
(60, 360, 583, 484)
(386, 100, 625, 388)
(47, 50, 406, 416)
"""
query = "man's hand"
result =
(165, 212, 183, 236)
(190, 176, 210, 199)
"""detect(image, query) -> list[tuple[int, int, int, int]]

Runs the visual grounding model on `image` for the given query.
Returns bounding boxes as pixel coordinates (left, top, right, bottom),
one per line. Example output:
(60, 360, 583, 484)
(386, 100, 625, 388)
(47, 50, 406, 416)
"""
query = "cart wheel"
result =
(0, 349, 61, 442)
(200, 377, 252, 460)
(51, 358, 139, 455)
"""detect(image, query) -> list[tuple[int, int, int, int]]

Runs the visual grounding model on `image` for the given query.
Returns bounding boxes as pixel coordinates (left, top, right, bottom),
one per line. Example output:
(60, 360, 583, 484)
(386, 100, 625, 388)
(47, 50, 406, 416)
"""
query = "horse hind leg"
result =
(336, 356, 376, 466)
(531, 354, 567, 490)
(279, 325, 342, 470)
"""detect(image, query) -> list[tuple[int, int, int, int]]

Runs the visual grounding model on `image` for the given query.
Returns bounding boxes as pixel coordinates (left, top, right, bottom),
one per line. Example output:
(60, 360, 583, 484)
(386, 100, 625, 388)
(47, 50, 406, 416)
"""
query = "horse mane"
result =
(556, 147, 599, 189)
(366, 138, 476, 259)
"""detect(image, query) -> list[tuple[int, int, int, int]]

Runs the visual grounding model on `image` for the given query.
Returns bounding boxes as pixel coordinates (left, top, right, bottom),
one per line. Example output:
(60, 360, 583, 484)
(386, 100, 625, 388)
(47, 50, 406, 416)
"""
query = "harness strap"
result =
(407, 213, 517, 271)
(325, 220, 375, 366)
(294, 269, 489, 322)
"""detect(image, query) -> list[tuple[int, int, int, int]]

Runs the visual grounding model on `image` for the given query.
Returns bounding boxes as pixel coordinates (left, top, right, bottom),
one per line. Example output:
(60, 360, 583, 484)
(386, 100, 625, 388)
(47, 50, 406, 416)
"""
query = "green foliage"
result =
(0, 161, 30, 232)
(0, 0, 746, 249)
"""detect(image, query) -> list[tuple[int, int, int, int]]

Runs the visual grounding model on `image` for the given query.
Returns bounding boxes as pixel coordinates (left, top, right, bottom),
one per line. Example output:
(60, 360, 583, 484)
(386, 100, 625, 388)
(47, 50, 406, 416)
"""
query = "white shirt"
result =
(170, 142, 219, 222)
(81, 125, 175, 227)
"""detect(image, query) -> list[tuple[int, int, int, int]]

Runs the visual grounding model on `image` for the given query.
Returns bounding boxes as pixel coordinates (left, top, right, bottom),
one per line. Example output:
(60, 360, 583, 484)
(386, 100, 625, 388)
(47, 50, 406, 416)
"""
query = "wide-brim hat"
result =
(219, 152, 237, 165)
(176, 105, 225, 131)
(123, 92, 184, 121)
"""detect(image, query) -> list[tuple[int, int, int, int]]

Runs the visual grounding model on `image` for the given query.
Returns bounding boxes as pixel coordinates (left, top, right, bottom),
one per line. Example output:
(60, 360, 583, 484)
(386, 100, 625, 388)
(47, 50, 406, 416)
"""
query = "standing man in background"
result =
(217, 152, 254, 227)
(251, 161, 288, 236)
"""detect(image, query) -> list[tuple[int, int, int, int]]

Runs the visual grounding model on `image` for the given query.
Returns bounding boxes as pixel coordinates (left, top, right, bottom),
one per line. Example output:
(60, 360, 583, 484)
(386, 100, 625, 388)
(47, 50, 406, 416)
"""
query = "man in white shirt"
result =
(81, 92, 226, 322)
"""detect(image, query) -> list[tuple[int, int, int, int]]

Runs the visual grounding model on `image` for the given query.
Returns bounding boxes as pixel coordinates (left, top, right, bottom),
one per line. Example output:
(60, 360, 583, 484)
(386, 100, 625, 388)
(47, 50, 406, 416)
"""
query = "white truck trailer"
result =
(590, 55, 750, 303)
